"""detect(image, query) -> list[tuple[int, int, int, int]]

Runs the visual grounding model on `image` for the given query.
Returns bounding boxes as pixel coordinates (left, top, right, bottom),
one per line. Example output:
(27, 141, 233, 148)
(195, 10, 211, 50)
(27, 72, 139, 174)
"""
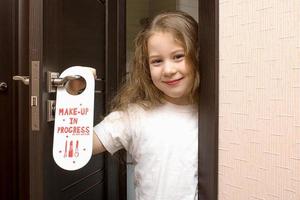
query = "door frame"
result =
(105, 0, 127, 199)
(198, 0, 219, 200)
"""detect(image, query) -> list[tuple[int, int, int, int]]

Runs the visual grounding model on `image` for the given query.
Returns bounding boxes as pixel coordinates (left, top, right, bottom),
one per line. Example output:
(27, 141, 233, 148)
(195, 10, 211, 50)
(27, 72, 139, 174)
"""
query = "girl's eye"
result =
(150, 59, 162, 65)
(174, 54, 185, 61)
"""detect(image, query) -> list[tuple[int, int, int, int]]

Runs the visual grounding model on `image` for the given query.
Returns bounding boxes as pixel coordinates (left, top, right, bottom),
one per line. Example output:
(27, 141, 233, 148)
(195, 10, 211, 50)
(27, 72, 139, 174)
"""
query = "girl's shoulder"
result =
(127, 103, 146, 113)
(102, 104, 144, 125)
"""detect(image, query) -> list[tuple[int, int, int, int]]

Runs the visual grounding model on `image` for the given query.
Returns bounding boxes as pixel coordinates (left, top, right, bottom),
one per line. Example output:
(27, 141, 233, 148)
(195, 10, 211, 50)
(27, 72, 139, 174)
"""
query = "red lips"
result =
(164, 77, 183, 85)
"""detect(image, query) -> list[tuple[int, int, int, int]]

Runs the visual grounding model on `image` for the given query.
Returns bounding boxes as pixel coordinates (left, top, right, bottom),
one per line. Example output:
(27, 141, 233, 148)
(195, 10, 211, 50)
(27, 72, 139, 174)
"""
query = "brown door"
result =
(1, 0, 126, 199)
(28, 0, 107, 199)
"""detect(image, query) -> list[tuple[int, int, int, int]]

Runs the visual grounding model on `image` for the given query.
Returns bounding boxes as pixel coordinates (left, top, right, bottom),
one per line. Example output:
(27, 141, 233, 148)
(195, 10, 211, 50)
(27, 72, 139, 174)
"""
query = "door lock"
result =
(47, 100, 56, 122)
(12, 61, 40, 131)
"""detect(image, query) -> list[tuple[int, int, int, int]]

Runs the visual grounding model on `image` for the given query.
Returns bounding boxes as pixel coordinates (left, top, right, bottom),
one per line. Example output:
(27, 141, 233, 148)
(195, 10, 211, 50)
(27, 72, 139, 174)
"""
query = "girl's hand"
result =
(65, 77, 86, 95)
(65, 67, 96, 95)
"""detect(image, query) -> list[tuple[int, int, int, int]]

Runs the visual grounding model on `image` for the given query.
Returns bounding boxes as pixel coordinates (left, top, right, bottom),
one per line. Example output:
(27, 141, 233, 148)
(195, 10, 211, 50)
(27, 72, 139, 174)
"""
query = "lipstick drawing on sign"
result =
(75, 140, 79, 157)
(68, 140, 73, 158)
(64, 140, 68, 158)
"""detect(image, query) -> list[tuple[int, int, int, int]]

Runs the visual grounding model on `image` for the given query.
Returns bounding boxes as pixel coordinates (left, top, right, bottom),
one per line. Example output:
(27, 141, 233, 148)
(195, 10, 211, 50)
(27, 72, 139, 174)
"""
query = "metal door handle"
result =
(47, 72, 83, 93)
(13, 76, 30, 85)
(52, 75, 81, 87)
(0, 82, 8, 92)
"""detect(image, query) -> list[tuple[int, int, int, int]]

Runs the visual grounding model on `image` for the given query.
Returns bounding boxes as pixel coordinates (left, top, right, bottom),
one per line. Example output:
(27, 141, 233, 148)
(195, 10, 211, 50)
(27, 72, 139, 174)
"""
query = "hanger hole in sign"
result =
(65, 77, 86, 95)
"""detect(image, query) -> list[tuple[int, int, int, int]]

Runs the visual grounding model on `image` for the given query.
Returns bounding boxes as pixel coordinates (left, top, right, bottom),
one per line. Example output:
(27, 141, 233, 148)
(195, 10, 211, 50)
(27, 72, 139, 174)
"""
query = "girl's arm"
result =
(92, 132, 107, 155)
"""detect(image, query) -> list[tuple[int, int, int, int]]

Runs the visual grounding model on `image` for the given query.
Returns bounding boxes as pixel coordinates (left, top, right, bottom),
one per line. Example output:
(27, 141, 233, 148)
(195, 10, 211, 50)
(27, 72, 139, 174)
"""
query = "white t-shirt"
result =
(94, 102, 198, 200)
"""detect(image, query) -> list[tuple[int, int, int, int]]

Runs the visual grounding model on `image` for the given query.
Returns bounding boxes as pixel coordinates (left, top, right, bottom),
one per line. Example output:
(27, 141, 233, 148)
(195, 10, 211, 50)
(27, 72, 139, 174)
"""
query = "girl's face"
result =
(148, 31, 194, 105)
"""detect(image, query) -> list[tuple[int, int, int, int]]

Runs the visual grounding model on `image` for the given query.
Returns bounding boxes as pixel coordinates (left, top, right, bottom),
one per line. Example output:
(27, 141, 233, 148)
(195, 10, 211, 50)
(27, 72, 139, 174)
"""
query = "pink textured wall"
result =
(219, 0, 300, 199)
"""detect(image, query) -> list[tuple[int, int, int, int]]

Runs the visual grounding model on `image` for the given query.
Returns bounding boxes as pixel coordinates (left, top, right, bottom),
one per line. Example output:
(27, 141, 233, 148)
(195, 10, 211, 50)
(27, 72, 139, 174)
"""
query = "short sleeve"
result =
(94, 110, 132, 154)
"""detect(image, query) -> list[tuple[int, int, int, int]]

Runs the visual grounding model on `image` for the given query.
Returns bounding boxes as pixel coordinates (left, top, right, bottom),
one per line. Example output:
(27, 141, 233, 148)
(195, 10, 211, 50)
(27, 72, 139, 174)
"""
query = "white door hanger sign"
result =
(53, 66, 95, 171)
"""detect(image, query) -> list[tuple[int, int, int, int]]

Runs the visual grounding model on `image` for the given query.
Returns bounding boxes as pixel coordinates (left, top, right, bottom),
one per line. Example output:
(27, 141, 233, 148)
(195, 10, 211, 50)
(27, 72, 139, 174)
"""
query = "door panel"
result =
(25, 0, 108, 199)
(41, 0, 105, 199)
(30, 0, 127, 199)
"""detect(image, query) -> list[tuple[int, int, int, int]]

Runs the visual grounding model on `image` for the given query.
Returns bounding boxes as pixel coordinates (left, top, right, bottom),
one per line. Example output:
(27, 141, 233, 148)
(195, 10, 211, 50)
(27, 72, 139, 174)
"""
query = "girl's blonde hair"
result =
(111, 11, 199, 111)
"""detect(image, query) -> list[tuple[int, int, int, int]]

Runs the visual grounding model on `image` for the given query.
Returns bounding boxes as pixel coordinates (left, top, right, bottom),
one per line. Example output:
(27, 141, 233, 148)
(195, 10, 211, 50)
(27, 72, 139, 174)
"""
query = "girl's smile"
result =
(163, 77, 184, 85)
(148, 32, 194, 105)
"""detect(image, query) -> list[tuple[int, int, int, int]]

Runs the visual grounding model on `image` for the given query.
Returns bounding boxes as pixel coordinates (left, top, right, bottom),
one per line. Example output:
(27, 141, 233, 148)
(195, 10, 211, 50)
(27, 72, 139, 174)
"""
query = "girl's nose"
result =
(163, 60, 176, 76)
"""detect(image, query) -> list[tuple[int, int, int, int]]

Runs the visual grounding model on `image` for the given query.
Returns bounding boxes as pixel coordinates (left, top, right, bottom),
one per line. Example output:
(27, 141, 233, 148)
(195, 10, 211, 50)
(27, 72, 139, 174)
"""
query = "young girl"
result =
(93, 11, 199, 200)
